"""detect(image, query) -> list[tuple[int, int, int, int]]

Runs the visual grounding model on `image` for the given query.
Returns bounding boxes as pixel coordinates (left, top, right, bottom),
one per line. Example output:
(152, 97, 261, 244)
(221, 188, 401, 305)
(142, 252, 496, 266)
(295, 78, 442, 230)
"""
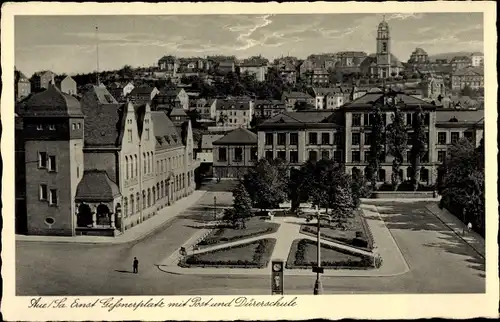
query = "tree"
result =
(217, 112, 228, 126)
(440, 138, 485, 236)
(242, 158, 289, 210)
(186, 109, 202, 128)
(409, 106, 427, 191)
(351, 168, 371, 207)
(298, 159, 356, 225)
(367, 101, 386, 188)
(386, 103, 408, 190)
(460, 84, 474, 97)
(231, 182, 253, 229)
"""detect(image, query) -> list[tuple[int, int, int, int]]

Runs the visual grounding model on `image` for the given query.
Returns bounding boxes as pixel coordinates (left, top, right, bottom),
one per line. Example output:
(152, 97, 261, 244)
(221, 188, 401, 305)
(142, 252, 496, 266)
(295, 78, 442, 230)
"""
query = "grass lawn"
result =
(182, 238, 276, 268)
(300, 209, 372, 249)
(196, 217, 279, 249)
(286, 239, 372, 269)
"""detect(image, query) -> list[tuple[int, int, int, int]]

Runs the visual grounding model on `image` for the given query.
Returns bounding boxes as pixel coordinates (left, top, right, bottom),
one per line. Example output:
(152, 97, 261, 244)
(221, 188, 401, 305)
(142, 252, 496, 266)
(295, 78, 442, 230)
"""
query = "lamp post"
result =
(214, 196, 217, 222)
(313, 205, 323, 295)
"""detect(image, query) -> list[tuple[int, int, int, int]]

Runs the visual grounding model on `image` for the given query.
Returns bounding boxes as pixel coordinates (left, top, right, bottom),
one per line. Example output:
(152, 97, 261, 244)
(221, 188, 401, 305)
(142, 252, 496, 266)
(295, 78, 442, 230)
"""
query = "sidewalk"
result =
(425, 203, 485, 258)
(157, 209, 410, 277)
(16, 190, 207, 245)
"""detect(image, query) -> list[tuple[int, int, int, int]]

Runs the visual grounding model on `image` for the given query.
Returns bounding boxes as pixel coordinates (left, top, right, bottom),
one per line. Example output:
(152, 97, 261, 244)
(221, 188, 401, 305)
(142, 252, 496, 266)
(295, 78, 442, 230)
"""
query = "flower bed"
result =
(286, 239, 381, 270)
(180, 238, 276, 268)
(196, 218, 279, 248)
(299, 210, 373, 251)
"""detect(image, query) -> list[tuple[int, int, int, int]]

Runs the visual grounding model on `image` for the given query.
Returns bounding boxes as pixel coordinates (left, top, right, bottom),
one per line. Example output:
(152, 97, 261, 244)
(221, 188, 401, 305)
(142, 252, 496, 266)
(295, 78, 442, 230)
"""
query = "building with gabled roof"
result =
(451, 66, 484, 90)
(212, 128, 258, 179)
(15, 69, 31, 102)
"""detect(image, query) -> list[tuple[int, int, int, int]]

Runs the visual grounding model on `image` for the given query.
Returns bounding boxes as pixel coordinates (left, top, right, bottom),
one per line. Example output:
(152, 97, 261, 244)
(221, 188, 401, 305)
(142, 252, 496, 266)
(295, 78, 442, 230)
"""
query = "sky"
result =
(15, 13, 484, 77)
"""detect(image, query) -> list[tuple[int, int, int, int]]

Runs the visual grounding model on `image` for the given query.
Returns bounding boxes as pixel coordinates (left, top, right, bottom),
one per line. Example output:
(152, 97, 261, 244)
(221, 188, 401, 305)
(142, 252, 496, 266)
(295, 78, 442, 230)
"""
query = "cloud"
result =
(387, 13, 424, 21)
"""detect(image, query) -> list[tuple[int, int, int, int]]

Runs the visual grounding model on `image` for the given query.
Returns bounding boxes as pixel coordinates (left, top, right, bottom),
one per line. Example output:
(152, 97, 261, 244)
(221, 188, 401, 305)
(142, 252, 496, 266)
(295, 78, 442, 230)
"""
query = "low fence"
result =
(371, 191, 436, 199)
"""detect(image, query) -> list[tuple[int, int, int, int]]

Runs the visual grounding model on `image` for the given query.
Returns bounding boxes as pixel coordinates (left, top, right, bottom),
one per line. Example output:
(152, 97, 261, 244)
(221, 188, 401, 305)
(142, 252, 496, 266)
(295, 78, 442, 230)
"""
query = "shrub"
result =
(355, 231, 363, 238)
(352, 237, 368, 248)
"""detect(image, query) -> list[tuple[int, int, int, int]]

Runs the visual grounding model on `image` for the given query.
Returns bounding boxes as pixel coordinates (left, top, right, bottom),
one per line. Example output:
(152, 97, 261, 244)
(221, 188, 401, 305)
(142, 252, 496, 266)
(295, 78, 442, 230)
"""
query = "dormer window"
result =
(37, 125, 43, 131)
(449, 117, 459, 122)
(49, 125, 56, 131)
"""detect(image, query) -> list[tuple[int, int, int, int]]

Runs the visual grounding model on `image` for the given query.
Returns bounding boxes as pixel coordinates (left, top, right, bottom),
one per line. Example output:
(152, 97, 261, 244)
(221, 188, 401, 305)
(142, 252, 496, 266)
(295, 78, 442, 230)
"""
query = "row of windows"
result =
(351, 112, 430, 127)
(437, 131, 474, 145)
(350, 150, 429, 163)
(352, 167, 430, 182)
(38, 152, 57, 172)
(122, 174, 191, 217)
(124, 151, 155, 180)
(36, 123, 82, 131)
(39, 185, 58, 205)
(265, 132, 343, 146)
(218, 147, 258, 162)
(265, 150, 343, 163)
(225, 111, 247, 116)
(127, 128, 150, 143)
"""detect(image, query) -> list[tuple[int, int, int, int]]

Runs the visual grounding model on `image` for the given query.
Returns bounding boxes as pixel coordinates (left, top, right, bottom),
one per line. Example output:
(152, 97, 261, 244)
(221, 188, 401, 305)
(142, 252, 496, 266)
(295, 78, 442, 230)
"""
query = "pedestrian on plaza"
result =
(467, 222, 473, 232)
(133, 257, 139, 274)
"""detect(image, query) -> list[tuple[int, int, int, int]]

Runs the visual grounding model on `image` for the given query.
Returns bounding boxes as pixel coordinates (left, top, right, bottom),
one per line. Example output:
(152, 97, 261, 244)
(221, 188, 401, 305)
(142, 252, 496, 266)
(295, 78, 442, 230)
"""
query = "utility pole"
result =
(313, 205, 323, 295)
(95, 26, 100, 85)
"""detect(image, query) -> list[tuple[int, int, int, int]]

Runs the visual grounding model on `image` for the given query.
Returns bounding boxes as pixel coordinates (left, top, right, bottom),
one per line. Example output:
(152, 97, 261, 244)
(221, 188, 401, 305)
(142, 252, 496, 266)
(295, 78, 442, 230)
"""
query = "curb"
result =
(425, 205, 485, 259)
(16, 191, 207, 246)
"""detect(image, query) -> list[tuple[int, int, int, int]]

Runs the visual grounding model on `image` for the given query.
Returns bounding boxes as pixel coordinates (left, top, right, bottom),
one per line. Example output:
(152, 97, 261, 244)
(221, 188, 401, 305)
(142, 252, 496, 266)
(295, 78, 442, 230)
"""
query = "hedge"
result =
(180, 238, 276, 268)
(377, 181, 435, 192)
(196, 226, 277, 247)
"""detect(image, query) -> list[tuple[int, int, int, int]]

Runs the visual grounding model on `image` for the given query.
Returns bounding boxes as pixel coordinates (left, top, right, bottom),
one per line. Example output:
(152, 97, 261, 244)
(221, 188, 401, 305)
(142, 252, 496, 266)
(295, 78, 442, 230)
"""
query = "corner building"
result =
(256, 91, 484, 186)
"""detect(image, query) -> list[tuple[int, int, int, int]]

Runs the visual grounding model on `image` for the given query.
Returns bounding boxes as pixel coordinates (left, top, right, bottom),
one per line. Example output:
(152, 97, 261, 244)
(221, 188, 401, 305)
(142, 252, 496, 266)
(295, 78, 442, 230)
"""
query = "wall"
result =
(25, 141, 74, 236)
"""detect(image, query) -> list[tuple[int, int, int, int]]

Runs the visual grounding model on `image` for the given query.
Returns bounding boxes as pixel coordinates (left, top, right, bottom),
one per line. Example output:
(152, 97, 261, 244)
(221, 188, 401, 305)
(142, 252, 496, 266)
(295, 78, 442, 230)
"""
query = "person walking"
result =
(133, 257, 139, 274)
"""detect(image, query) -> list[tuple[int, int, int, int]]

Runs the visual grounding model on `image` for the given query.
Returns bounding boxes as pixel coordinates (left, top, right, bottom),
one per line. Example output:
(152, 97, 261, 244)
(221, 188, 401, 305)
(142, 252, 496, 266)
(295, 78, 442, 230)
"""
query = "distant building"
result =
(215, 99, 253, 128)
(128, 86, 159, 104)
(470, 52, 484, 67)
(31, 70, 56, 91)
(212, 128, 258, 179)
(15, 69, 31, 102)
(192, 98, 217, 119)
(217, 61, 236, 74)
(278, 62, 298, 85)
(197, 134, 224, 164)
(451, 66, 484, 90)
(309, 68, 329, 86)
(158, 55, 179, 74)
(408, 48, 429, 64)
(58, 76, 77, 95)
(359, 18, 404, 78)
(281, 91, 315, 110)
(239, 61, 268, 82)
(450, 56, 472, 72)
(153, 88, 189, 110)
(311, 87, 347, 110)
(419, 74, 446, 101)
(253, 100, 287, 118)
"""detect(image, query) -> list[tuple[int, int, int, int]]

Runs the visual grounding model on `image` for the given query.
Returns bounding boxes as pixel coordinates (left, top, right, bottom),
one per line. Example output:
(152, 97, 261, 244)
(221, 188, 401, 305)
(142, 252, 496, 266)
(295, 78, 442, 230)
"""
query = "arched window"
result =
(125, 156, 129, 179)
(136, 193, 140, 212)
(123, 197, 128, 218)
(156, 183, 160, 200)
(134, 155, 138, 177)
(147, 188, 151, 207)
(130, 157, 134, 178)
(157, 160, 160, 175)
(147, 152, 151, 174)
(161, 181, 164, 198)
(130, 194, 134, 216)
(142, 190, 146, 209)
(143, 153, 147, 174)
(378, 169, 386, 182)
(152, 187, 156, 204)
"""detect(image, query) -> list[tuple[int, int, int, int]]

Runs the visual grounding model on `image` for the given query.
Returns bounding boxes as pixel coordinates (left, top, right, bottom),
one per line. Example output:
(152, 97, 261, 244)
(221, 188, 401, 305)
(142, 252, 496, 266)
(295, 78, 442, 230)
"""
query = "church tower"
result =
(21, 80, 85, 236)
(376, 16, 391, 78)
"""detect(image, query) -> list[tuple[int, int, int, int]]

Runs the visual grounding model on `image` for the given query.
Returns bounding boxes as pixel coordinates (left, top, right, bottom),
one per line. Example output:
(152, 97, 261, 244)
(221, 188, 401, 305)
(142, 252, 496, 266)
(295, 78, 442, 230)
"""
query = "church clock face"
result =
(273, 263, 282, 272)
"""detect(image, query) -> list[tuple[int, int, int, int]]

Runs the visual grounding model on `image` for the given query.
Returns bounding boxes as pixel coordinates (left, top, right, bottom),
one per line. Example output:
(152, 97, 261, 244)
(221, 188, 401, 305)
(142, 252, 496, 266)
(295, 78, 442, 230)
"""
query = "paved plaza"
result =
(16, 181, 485, 295)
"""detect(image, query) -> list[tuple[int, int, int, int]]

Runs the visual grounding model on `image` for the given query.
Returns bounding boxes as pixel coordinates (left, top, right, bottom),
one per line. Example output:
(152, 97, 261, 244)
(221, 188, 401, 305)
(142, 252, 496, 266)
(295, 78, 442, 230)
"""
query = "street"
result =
(16, 182, 485, 295)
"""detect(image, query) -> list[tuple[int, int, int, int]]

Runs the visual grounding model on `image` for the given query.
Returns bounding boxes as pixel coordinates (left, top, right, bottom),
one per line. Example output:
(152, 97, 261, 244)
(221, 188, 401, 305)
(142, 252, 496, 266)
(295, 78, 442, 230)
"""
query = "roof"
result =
(89, 85, 119, 104)
(412, 48, 428, 55)
(261, 111, 338, 125)
(282, 91, 313, 100)
(134, 104, 146, 137)
(15, 70, 29, 82)
(213, 127, 257, 145)
(342, 91, 435, 109)
(159, 55, 177, 63)
(361, 54, 404, 68)
(150, 111, 184, 149)
(75, 170, 121, 202)
(129, 86, 155, 96)
(170, 108, 188, 117)
(435, 109, 484, 124)
(453, 66, 483, 76)
(216, 100, 252, 110)
(201, 134, 225, 149)
(312, 87, 343, 96)
(160, 88, 183, 97)
(451, 56, 472, 62)
(20, 85, 83, 117)
(219, 61, 235, 67)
